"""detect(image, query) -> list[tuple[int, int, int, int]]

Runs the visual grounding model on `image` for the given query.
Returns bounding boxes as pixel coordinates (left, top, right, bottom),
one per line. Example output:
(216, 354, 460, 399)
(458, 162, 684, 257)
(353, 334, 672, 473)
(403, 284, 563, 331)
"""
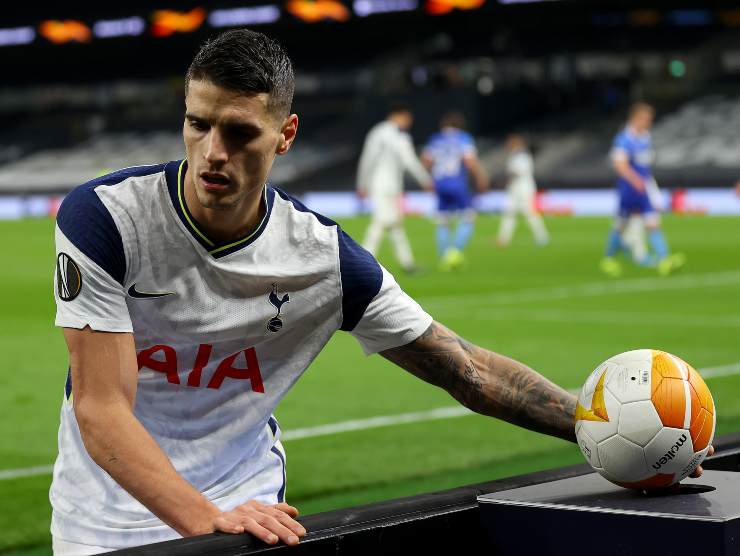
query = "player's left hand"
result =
(688, 445, 714, 479)
(215, 500, 306, 546)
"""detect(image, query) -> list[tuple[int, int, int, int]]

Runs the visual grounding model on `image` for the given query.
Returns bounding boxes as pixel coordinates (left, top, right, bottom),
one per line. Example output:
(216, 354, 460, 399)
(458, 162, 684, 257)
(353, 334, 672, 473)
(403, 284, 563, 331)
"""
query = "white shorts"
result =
(53, 537, 114, 555)
(370, 194, 402, 226)
(505, 187, 536, 214)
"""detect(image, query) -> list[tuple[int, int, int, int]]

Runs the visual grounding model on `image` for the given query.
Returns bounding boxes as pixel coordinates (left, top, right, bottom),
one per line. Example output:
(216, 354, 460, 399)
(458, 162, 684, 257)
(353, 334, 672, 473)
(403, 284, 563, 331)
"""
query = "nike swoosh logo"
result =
(127, 284, 175, 299)
(575, 367, 610, 423)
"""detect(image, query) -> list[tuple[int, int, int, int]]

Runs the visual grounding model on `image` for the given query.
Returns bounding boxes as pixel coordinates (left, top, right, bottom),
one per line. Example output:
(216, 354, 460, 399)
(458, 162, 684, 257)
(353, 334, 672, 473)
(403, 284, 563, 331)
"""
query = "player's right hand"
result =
(212, 500, 306, 546)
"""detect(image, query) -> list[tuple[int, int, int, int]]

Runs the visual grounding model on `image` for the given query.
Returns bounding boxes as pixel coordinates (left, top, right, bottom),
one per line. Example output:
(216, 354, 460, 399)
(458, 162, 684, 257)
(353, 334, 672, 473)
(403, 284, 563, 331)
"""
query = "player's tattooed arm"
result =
(381, 321, 577, 442)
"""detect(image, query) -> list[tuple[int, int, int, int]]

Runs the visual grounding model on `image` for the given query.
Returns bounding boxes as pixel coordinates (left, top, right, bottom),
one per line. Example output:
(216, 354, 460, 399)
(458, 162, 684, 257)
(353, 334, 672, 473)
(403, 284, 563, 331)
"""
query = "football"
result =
(575, 349, 715, 489)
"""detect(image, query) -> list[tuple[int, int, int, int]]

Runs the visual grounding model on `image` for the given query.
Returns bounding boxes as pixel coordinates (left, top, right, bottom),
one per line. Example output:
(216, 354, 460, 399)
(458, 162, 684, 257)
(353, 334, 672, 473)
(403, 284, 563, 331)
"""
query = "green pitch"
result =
(2, 214, 740, 554)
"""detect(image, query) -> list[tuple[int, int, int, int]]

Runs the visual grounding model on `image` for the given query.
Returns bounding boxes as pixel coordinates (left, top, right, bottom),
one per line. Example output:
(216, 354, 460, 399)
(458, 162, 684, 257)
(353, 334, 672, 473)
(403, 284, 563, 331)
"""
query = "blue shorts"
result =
(618, 191, 654, 218)
(437, 189, 472, 212)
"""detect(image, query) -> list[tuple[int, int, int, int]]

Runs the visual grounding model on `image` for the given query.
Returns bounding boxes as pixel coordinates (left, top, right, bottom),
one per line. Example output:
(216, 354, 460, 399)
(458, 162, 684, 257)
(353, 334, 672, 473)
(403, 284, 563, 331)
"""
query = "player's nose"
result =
(204, 130, 229, 164)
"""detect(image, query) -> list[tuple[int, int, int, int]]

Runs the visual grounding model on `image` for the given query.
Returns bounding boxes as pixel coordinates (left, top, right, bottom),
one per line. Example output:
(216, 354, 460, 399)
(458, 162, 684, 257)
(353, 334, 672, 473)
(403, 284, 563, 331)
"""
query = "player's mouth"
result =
(199, 172, 231, 192)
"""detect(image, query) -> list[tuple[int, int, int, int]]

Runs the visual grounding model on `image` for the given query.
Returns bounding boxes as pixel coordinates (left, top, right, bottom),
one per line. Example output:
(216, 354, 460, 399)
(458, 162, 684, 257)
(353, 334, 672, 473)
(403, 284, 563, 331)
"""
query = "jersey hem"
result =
(54, 317, 133, 333)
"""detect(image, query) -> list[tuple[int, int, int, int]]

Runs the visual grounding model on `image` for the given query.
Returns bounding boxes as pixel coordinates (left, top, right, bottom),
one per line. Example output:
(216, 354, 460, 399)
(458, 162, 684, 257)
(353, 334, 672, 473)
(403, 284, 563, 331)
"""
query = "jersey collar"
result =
(164, 159, 275, 258)
(626, 125, 651, 141)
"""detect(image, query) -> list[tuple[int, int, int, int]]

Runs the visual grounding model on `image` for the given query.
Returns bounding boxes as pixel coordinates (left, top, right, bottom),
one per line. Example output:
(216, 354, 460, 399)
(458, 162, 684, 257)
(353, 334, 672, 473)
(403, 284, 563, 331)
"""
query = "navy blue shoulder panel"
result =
(56, 164, 167, 286)
(273, 188, 383, 331)
(273, 187, 337, 226)
(336, 229, 383, 331)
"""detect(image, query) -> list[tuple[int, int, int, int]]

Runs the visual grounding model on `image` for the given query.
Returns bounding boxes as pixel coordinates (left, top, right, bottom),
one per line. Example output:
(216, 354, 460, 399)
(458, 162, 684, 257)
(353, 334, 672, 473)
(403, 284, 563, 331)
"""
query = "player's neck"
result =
(182, 166, 266, 245)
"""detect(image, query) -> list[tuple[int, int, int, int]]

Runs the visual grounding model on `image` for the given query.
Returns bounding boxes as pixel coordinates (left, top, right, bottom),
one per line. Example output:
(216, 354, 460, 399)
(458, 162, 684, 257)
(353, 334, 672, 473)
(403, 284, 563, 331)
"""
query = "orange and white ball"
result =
(575, 349, 715, 489)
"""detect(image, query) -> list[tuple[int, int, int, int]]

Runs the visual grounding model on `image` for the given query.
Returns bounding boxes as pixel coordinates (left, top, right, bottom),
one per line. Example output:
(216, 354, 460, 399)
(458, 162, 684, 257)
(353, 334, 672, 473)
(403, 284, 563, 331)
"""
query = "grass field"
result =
(2, 213, 740, 555)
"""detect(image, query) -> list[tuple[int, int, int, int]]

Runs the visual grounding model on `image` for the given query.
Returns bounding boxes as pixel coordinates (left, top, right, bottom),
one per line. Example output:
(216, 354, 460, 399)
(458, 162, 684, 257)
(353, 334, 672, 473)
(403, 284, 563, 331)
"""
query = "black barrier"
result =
(111, 432, 740, 555)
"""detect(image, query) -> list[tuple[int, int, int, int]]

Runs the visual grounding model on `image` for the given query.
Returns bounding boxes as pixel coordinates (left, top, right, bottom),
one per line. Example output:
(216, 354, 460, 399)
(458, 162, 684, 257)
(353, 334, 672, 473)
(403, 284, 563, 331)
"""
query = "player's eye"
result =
(188, 119, 208, 132)
(228, 127, 259, 142)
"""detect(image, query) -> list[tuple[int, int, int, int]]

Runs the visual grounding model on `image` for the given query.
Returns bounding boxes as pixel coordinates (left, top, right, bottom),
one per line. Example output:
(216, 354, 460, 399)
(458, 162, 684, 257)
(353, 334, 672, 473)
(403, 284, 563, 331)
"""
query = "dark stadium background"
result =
(1, 1, 740, 554)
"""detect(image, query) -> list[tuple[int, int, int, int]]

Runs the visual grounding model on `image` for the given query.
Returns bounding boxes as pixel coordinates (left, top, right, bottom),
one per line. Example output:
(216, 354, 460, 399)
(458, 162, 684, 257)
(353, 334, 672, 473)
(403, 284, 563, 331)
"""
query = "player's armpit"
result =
(64, 326, 139, 411)
(380, 321, 577, 443)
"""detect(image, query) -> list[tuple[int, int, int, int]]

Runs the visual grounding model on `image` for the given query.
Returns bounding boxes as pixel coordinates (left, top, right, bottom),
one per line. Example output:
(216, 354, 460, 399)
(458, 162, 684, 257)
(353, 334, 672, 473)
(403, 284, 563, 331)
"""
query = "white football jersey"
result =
(506, 150, 536, 194)
(51, 159, 432, 550)
(356, 121, 430, 197)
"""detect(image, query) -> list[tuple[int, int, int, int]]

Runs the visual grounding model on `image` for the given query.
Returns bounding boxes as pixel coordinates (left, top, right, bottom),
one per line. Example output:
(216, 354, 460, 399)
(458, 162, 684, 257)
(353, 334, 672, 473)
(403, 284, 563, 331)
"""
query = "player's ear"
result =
(276, 114, 298, 156)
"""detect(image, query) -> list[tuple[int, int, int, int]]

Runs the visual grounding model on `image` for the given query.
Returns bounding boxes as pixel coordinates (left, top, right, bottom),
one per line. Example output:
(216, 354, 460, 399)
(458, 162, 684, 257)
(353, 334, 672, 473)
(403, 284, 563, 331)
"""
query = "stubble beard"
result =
(193, 175, 264, 212)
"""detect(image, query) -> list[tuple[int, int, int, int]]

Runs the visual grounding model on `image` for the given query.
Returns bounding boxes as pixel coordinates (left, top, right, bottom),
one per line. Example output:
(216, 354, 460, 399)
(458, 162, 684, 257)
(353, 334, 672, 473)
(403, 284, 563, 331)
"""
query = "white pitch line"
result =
(422, 270, 740, 309)
(3, 361, 740, 482)
(0, 464, 54, 480)
(462, 308, 740, 328)
(280, 405, 472, 441)
(700, 362, 740, 379)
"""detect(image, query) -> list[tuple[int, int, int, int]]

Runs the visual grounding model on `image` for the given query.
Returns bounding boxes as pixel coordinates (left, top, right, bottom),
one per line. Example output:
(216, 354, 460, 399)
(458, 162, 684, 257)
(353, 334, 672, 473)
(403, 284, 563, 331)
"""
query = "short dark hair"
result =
(185, 29, 294, 117)
(387, 101, 412, 116)
(629, 101, 654, 119)
(440, 111, 466, 129)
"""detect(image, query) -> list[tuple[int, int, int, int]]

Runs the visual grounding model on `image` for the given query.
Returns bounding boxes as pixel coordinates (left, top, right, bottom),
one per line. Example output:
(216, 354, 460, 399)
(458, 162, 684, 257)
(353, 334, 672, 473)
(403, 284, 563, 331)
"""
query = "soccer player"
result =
(356, 104, 432, 273)
(422, 111, 488, 270)
(600, 102, 685, 277)
(496, 134, 549, 248)
(49, 31, 707, 555)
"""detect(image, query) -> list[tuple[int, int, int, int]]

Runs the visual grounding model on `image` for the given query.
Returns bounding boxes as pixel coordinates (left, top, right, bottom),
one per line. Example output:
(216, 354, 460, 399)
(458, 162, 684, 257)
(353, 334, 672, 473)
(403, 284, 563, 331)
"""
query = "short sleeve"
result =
(461, 133, 477, 156)
(336, 229, 432, 355)
(54, 185, 133, 332)
(611, 132, 630, 161)
(351, 268, 433, 355)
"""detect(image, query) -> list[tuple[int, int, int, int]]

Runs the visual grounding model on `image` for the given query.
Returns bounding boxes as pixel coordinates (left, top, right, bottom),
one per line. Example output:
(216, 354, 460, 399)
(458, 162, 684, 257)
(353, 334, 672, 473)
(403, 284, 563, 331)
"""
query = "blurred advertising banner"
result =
(2, 189, 738, 221)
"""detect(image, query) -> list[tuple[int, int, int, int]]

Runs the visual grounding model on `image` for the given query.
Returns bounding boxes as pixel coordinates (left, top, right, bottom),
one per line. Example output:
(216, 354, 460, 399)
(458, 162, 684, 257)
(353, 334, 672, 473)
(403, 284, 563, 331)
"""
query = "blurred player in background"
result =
(357, 104, 432, 273)
(621, 177, 665, 264)
(422, 111, 488, 271)
(601, 102, 685, 277)
(496, 134, 549, 248)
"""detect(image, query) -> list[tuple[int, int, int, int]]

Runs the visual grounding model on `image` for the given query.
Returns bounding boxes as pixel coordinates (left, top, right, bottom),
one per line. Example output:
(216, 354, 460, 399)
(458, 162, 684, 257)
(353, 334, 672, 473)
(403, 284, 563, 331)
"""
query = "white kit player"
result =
(496, 134, 549, 248)
(50, 30, 705, 555)
(356, 104, 432, 273)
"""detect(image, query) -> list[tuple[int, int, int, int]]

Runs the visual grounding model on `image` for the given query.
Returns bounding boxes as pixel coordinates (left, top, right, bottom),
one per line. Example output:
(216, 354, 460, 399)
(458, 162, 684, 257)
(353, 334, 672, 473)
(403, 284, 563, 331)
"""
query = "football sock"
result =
(649, 229, 669, 260)
(436, 225, 450, 256)
(605, 229, 622, 257)
(454, 220, 475, 251)
(390, 226, 415, 269)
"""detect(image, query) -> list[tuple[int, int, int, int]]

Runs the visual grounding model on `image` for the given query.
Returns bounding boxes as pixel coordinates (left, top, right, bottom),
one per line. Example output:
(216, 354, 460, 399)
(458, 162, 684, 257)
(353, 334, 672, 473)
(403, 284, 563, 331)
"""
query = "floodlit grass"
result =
(2, 214, 739, 554)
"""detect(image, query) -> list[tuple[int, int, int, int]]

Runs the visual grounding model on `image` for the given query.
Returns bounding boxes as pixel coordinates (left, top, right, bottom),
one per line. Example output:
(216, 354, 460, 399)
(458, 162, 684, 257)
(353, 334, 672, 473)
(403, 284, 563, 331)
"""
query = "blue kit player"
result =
(422, 112, 488, 270)
(601, 102, 685, 277)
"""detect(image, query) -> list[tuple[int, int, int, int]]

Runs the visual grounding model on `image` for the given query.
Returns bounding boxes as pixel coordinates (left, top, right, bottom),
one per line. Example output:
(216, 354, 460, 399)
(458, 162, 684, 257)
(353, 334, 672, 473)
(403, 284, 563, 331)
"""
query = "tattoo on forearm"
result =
(381, 322, 577, 442)
(462, 362, 484, 407)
